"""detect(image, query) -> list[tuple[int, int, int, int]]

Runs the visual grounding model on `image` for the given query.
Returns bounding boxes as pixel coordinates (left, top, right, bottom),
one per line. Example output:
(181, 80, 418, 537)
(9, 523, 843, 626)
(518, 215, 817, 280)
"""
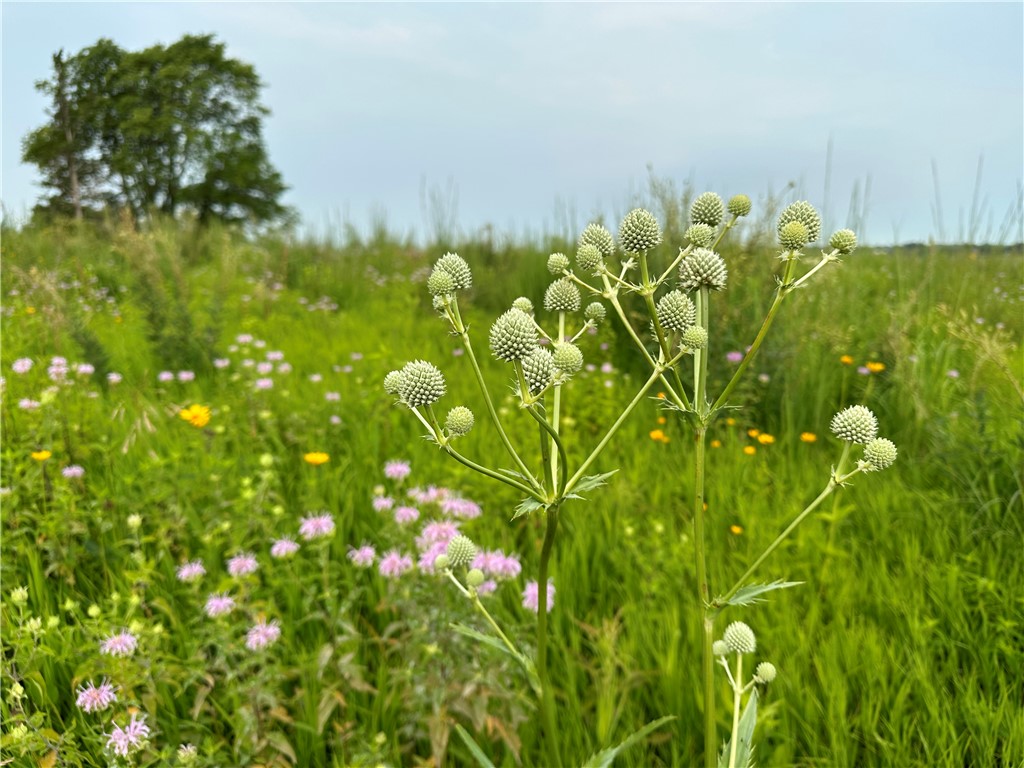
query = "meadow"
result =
(1, 209, 1022, 768)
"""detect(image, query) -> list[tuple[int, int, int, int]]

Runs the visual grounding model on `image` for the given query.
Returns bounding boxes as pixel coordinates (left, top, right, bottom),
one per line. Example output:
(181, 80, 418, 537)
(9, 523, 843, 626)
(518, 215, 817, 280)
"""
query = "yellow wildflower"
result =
(743, 446, 756, 456)
(747, 428, 760, 438)
(179, 404, 211, 428)
(730, 524, 744, 535)
(725, 417, 736, 426)
(866, 361, 886, 374)
(840, 355, 854, 365)
(710, 439, 722, 448)
(757, 433, 775, 445)
(657, 416, 667, 425)
(25, 307, 36, 315)
(648, 429, 670, 444)
(800, 432, 817, 443)
(31, 450, 52, 462)
(304, 452, 330, 466)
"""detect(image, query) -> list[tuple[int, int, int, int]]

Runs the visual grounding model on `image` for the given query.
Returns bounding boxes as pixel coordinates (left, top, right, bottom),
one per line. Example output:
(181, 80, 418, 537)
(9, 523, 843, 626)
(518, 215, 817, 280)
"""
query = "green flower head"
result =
(685, 223, 716, 248)
(552, 342, 584, 375)
(434, 252, 473, 290)
(398, 361, 446, 407)
(727, 194, 752, 218)
(690, 192, 725, 227)
(723, 621, 757, 654)
(830, 404, 879, 444)
(680, 325, 708, 351)
(656, 290, 697, 332)
(863, 437, 897, 470)
(490, 308, 538, 361)
(427, 267, 456, 297)
(445, 406, 475, 437)
(446, 534, 477, 568)
(754, 661, 777, 683)
(619, 208, 663, 253)
(547, 252, 570, 275)
(512, 296, 534, 314)
(522, 347, 555, 394)
(584, 301, 606, 323)
(777, 201, 822, 244)
(576, 243, 604, 274)
(383, 370, 404, 396)
(544, 278, 582, 313)
(679, 248, 728, 292)
(779, 220, 810, 251)
(829, 229, 858, 255)
(578, 222, 615, 258)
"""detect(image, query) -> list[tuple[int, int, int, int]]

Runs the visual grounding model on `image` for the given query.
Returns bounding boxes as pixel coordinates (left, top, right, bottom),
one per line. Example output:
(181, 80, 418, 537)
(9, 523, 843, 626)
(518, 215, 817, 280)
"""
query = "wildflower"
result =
(383, 460, 412, 480)
(416, 521, 460, 550)
(378, 550, 414, 578)
(743, 446, 756, 456)
(179, 404, 211, 428)
(257, 362, 274, 375)
(329, 415, 342, 425)
(866, 361, 886, 374)
(126, 514, 142, 530)
(277, 363, 292, 374)
(726, 351, 743, 364)
(839, 355, 854, 365)
(158, 371, 175, 382)
(18, 399, 40, 410)
(176, 560, 205, 582)
(12, 358, 33, 374)
(757, 433, 775, 445)
(100, 630, 138, 657)
(204, 593, 236, 617)
(106, 714, 150, 757)
(394, 506, 420, 525)
(245, 618, 281, 650)
(723, 621, 757, 654)
(419, 541, 449, 573)
(309, 373, 323, 382)
(213, 358, 230, 369)
(473, 550, 522, 580)
(348, 545, 376, 567)
(831, 405, 879, 444)
(303, 452, 329, 466)
(710, 439, 722, 448)
(266, 350, 285, 361)
(178, 744, 199, 763)
(236, 333, 254, 344)
(800, 432, 817, 443)
(107, 372, 123, 384)
(76, 679, 117, 713)
(947, 369, 960, 379)
(440, 497, 482, 519)
(730, 525, 744, 535)
(227, 553, 259, 577)
(649, 429, 670, 443)
(372, 496, 394, 512)
(857, 366, 870, 375)
(299, 513, 335, 540)
(522, 580, 555, 613)
(254, 377, 274, 390)
(10, 586, 29, 605)
(31, 450, 52, 462)
(270, 538, 300, 558)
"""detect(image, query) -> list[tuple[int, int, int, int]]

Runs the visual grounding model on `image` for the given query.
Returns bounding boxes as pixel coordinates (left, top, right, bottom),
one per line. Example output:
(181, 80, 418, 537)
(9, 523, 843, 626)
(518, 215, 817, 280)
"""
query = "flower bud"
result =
(656, 290, 697, 332)
(576, 243, 604, 274)
(544, 278, 581, 313)
(522, 347, 555, 394)
(512, 297, 534, 314)
(619, 208, 662, 253)
(755, 661, 777, 683)
(547, 252, 570, 275)
(829, 229, 857, 255)
(830, 405, 878, 444)
(552, 342, 584, 375)
(466, 568, 485, 588)
(427, 267, 456, 296)
(723, 621, 756, 654)
(383, 370, 404, 396)
(434, 554, 450, 571)
(685, 223, 715, 248)
(489, 309, 538, 361)
(445, 406, 475, 436)
(398, 360, 447, 407)
(863, 437, 897, 470)
(578, 223, 615, 258)
(679, 248, 728, 292)
(434, 252, 472, 290)
(680, 325, 709, 350)
(777, 201, 822, 243)
(712, 640, 729, 656)
(779, 220, 810, 250)
(690, 192, 725, 227)
(446, 534, 477, 568)
(727, 194, 752, 218)
(584, 302, 606, 323)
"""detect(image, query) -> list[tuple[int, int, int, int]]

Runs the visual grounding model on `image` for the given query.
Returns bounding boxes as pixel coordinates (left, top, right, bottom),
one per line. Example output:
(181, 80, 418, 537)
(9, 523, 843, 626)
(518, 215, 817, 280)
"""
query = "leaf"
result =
(716, 580, 803, 607)
(570, 469, 618, 497)
(512, 496, 548, 520)
(581, 715, 675, 768)
(264, 731, 297, 764)
(450, 623, 516, 659)
(454, 724, 498, 768)
(718, 689, 758, 768)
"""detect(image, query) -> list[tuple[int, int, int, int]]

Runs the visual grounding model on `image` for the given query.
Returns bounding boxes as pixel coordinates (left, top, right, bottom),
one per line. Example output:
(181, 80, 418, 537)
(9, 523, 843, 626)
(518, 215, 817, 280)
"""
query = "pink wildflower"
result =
(372, 496, 395, 512)
(257, 362, 274, 375)
(726, 351, 744, 364)
(270, 538, 300, 558)
(176, 560, 206, 582)
(100, 630, 138, 657)
(227, 553, 259, 577)
(77, 363, 95, 376)
(213, 358, 230, 369)
(325, 391, 340, 402)
(440, 497, 482, 519)
(157, 371, 174, 382)
(106, 714, 150, 757)
(383, 460, 411, 480)
(254, 377, 274, 390)
(393, 506, 420, 525)
(299, 514, 335, 540)
(522, 580, 555, 613)
(107, 372, 123, 384)
(418, 541, 448, 574)
(204, 593, 236, 617)
(18, 399, 40, 410)
(12, 358, 33, 374)
(245, 618, 281, 650)
(62, 465, 85, 479)
(378, 550, 414, 578)
(348, 545, 376, 567)
(76, 679, 117, 712)
(415, 521, 460, 551)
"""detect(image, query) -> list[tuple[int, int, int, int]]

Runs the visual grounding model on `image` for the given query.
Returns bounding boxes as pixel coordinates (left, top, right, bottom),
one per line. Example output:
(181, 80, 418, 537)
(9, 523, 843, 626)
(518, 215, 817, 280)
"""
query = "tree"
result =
(22, 34, 288, 225)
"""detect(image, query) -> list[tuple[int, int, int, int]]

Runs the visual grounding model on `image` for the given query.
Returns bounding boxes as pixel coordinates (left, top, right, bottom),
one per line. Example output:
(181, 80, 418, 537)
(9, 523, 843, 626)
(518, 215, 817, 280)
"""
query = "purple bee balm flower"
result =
(325, 391, 340, 401)
(245, 618, 281, 650)
(106, 714, 150, 757)
(12, 358, 33, 374)
(378, 550, 414, 578)
(418, 541, 449, 574)
(227, 553, 259, 577)
(329, 415, 342, 425)
(308, 373, 323, 382)
(372, 496, 395, 512)
(236, 333, 254, 344)
(106, 372, 123, 384)
(347, 545, 376, 567)
(266, 351, 285, 361)
(62, 465, 85, 479)
(270, 538, 300, 558)
(76, 679, 118, 713)
(157, 371, 174, 382)
(439, 497, 482, 519)
(204, 593, 236, 617)
(393, 505, 420, 525)
(726, 351, 744, 364)
(476, 580, 498, 596)
(277, 363, 292, 374)
(100, 630, 138, 657)
(299, 513, 335, 540)
(257, 362, 274, 375)
(76, 363, 95, 376)
(522, 580, 555, 613)
(213, 358, 230, 369)
(383, 460, 411, 480)
(176, 560, 205, 582)
(18, 399, 40, 410)
(254, 377, 274, 390)
(947, 369, 960, 378)
(415, 521, 460, 551)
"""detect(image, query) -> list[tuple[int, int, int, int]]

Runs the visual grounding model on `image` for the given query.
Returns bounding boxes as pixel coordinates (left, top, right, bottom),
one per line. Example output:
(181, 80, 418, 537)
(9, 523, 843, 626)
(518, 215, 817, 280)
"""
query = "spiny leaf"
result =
(716, 580, 803, 607)
(512, 496, 548, 520)
(569, 469, 618, 496)
(581, 715, 675, 768)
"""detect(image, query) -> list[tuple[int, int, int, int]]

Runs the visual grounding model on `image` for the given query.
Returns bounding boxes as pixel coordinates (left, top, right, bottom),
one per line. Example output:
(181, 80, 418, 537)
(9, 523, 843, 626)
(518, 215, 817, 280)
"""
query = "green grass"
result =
(1, 218, 1022, 767)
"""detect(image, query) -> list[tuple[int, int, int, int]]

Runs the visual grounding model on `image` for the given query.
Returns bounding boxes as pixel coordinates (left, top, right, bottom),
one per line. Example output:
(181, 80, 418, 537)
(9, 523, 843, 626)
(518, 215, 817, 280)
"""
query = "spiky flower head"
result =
(522, 347, 555, 394)
(446, 534, 477, 568)
(830, 405, 879, 444)
(712, 640, 729, 656)
(679, 248, 728, 292)
(432, 295, 447, 311)
(723, 621, 757, 654)
(777, 201, 822, 244)
(466, 568, 485, 588)
(445, 406, 475, 437)
(690, 192, 725, 227)
(779, 220, 810, 250)
(829, 229, 858, 255)
(544, 278, 581, 313)
(398, 361, 446, 407)
(584, 301, 606, 323)
(680, 325, 709, 351)
(489, 309, 537, 361)
(512, 297, 534, 314)
(754, 662, 777, 683)
(863, 437, 897, 470)
(427, 267, 456, 297)
(579, 223, 615, 258)
(727, 194, 752, 218)
(383, 370, 404, 396)
(552, 342, 584, 374)
(576, 243, 604, 274)
(618, 208, 662, 253)
(656, 290, 697, 332)
(433, 554, 450, 571)
(434, 252, 472, 290)
(685, 223, 716, 248)
(547, 252, 570, 275)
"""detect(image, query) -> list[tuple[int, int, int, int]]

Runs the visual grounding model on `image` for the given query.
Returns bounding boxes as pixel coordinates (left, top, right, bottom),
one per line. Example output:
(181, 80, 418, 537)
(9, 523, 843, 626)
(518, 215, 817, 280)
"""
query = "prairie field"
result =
(1, 217, 1022, 768)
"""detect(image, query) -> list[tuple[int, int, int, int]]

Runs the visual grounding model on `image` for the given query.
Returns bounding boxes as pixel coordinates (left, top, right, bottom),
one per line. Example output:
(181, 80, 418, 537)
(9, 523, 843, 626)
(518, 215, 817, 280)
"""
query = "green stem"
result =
(694, 427, 716, 768)
(528, 406, 568, 497)
(536, 505, 561, 764)
(727, 654, 744, 768)
(640, 251, 691, 406)
(551, 312, 565, 488)
(694, 288, 710, 417)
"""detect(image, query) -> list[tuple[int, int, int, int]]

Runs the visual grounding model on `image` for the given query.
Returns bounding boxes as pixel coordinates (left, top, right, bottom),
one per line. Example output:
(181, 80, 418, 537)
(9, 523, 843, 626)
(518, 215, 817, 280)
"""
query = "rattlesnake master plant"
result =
(385, 192, 897, 767)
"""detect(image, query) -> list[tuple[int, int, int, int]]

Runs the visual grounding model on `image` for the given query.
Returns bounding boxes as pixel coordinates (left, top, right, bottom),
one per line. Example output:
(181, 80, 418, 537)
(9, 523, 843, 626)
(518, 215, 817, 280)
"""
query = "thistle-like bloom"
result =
(522, 580, 555, 613)
(723, 621, 756, 654)
(619, 208, 662, 253)
(779, 220, 810, 250)
(863, 437, 898, 470)
(427, 267, 457, 297)
(397, 360, 446, 407)
(547, 252, 570, 275)
(552, 342, 584, 375)
(348, 545, 376, 567)
(777, 200, 822, 243)
(512, 296, 534, 314)
(754, 661, 777, 683)
(584, 302, 606, 323)
(543, 278, 581, 313)
(578, 222, 615, 258)
(100, 630, 138, 657)
(434, 253, 473, 290)
(690, 192, 725, 227)
(446, 534, 477, 568)
(245, 618, 281, 650)
(383, 370, 404, 396)
(205, 593, 236, 617)
(76, 679, 117, 713)
(680, 326, 709, 351)
(227, 553, 259, 577)
(522, 347, 555, 394)
(656, 290, 697, 332)
(727, 194, 752, 217)
(299, 513, 335, 540)
(679, 248, 728, 292)
(829, 229, 858, 255)
(378, 550, 414, 578)
(685, 223, 715, 248)
(489, 309, 537, 362)
(106, 714, 150, 757)
(270, 538, 300, 558)
(445, 405, 475, 436)
(179, 404, 211, 428)
(576, 243, 604, 274)
(176, 560, 206, 582)
(830, 405, 879, 444)
(384, 460, 411, 480)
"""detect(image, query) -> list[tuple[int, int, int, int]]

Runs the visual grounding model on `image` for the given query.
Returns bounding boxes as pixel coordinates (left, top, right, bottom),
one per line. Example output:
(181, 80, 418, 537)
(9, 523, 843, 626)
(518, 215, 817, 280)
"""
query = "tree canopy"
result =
(22, 34, 289, 225)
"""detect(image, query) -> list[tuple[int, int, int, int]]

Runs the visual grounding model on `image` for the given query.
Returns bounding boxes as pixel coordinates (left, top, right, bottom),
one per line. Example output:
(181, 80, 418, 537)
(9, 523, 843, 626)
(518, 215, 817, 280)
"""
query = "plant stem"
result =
(550, 312, 565, 487)
(727, 655, 744, 768)
(536, 504, 561, 765)
(694, 427, 716, 768)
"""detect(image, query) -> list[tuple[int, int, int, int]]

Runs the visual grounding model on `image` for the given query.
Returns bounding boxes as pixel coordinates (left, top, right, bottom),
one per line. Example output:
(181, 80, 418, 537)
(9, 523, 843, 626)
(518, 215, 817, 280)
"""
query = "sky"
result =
(3, 2, 1022, 245)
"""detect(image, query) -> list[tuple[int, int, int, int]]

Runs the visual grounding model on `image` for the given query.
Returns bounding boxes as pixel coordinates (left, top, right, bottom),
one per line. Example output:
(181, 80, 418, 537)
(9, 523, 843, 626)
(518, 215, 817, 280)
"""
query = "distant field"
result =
(2, 218, 1021, 767)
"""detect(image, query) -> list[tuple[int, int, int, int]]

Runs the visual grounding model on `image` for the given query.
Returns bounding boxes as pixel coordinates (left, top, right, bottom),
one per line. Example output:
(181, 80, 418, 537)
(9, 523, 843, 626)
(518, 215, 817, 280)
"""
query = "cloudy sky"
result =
(3, 2, 1022, 244)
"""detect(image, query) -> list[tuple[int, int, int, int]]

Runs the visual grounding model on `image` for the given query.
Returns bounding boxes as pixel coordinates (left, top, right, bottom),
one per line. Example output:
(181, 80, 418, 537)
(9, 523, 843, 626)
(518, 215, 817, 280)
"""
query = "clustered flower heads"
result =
(547, 252, 570, 275)
(685, 223, 716, 248)
(544, 278, 581, 313)
(432, 252, 472, 291)
(619, 208, 663, 253)
(690, 192, 725, 227)
(830, 404, 879, 444)
(657, 290, 697, 332)
(489, 308, 538, 362)
(394, 360, 447, 407)
(777, 200, 822, 244)
(679, 248, 729, 292)
(578, 222, 615, 259)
